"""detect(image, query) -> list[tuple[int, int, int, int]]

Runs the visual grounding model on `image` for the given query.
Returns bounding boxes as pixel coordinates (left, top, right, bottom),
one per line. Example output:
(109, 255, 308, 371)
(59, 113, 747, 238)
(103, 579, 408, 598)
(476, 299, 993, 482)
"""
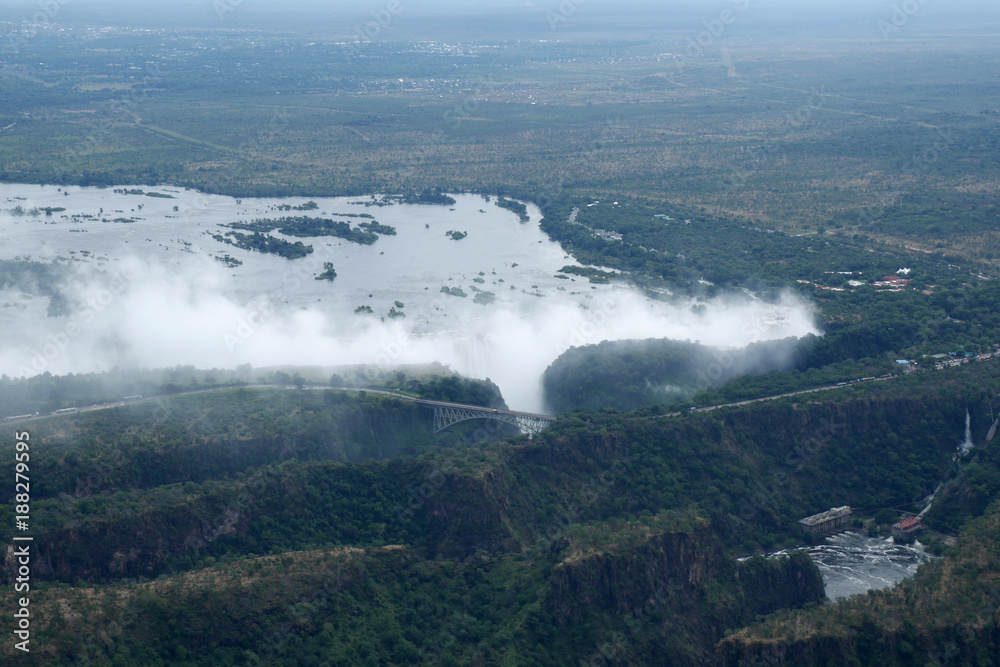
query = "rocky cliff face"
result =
(544, 526, 825, 663)
(715, 621, 1000, 667)
(735, 550, 825, 620)
(546, 529, 716, 628)
(715, 501, 1000, 666)
(423, 468, 516, 557)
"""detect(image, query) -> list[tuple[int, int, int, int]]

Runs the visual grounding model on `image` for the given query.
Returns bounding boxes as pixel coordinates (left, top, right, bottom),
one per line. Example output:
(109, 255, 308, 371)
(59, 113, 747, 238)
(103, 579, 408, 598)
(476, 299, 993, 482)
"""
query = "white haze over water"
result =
(759, 532, 931, 601)
(0, 185, 818, 412)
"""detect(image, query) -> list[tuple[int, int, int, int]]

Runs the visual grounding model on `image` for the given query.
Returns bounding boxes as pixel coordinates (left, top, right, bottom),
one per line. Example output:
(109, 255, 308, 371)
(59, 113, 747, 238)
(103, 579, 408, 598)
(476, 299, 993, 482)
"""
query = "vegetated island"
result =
(211, 231, 313, 259)
(440, 286, 467, 298)
(224, 217, 394, 245)
(333, 212, 375, 219)
(112, 188, 175, 198)
(276, 200, 319, 211)
(315, 262, 337, 281)
(445, 230, 467, 241)
(401, 189, 456, 206)
(215, 254, 242, 267)
(473, 291, 496, 305)
(557, 265, 617, 284)
(496, 197, 529, 222)
(355, 191, 457, 207)
(359, 221, 397, 236)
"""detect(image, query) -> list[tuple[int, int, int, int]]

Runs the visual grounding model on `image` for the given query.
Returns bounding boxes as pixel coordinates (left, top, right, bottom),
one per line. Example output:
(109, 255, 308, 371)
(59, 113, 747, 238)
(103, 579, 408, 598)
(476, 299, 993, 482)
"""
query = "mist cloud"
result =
(0, 255, 817, 412)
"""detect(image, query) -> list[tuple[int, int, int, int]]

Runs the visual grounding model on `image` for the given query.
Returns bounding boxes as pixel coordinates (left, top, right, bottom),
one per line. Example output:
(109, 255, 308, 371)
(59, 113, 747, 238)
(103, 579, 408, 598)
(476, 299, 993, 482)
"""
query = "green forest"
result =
(2, 8, 1000, 665)
(3, 362, 1000, 664)
(213, 230, 313, 259)
(543, 337, 811, 413)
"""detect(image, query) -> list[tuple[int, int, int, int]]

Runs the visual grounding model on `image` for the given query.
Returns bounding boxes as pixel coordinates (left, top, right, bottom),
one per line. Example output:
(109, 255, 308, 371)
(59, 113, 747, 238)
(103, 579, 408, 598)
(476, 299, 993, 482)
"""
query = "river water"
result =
(0, 184, 818, 411)
(766, 531, 931, 601)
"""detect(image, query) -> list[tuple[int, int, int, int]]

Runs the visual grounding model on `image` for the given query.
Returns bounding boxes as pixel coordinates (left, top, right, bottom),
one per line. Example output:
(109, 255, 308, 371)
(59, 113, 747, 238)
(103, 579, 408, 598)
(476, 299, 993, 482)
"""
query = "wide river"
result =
(766, 531, 931, 601)
(0, 184, 817, 411)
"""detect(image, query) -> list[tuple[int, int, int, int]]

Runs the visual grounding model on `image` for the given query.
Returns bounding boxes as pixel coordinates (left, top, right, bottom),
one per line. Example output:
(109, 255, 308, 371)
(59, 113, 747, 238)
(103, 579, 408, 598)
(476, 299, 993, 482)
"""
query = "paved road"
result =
(656, 358, 991, 419)
(6, 354, 995, 427)
(692, 377, 891, 413)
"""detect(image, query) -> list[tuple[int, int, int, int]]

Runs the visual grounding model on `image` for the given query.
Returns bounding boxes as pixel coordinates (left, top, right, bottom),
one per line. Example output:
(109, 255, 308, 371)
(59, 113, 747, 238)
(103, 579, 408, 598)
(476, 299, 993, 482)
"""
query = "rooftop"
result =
(799, 506, 851, 526)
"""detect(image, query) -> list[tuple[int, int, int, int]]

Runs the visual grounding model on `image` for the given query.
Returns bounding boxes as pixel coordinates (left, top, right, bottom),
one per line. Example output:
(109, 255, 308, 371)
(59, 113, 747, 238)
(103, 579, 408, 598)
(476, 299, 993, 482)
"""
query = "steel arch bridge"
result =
(431, 405, 555, 435)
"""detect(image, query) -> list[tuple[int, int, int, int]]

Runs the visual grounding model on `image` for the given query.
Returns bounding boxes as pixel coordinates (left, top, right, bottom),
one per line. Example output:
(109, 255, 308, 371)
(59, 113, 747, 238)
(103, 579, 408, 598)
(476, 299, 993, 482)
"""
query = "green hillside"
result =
(3, 362, 999, 664)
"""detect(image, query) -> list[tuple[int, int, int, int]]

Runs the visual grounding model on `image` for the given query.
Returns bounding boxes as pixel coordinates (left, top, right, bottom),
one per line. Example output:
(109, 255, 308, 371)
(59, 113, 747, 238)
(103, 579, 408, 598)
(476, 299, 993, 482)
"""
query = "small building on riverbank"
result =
(891, 517, 926, 542)
(799, 506, 853, 536)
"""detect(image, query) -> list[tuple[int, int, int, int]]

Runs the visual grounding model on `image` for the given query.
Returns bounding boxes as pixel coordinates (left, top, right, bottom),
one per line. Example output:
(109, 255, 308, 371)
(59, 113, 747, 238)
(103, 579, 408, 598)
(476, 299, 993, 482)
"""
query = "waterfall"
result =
(956, 408, 974, 458)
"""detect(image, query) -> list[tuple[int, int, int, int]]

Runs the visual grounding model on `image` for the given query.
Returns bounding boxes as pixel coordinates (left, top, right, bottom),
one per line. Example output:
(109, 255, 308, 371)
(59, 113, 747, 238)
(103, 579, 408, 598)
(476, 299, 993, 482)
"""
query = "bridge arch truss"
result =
(432, 406, 554, 435)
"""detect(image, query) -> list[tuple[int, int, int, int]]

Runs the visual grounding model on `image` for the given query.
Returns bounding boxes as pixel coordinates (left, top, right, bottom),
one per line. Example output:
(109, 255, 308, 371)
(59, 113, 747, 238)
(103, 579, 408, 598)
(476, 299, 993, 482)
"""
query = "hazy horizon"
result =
(2, 0, 998, 32)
